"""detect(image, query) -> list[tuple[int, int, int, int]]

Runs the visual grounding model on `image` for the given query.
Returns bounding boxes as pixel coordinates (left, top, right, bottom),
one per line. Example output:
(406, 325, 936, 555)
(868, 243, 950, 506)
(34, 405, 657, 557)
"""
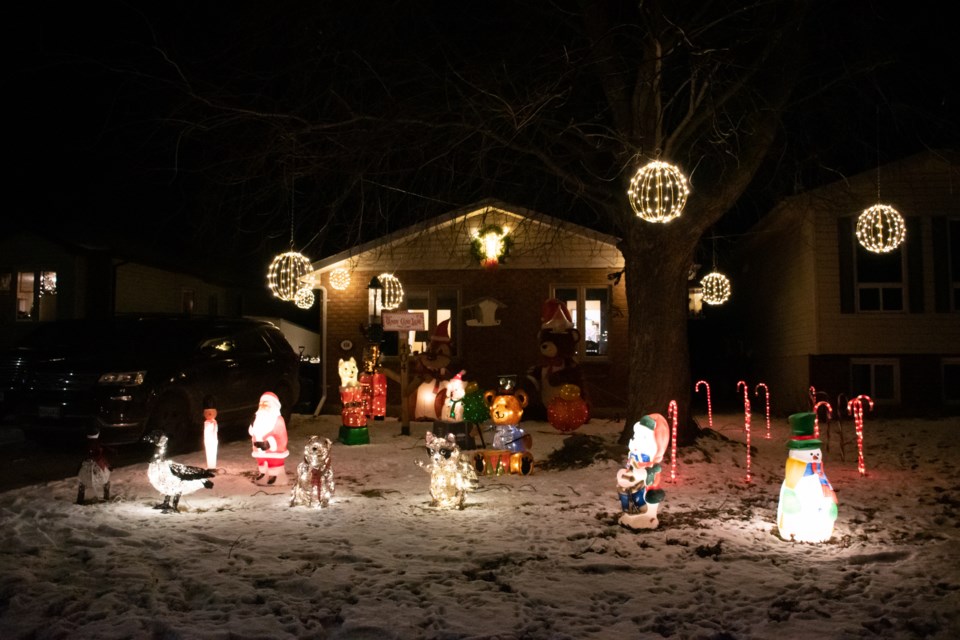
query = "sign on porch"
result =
(381, 311, 425, 332)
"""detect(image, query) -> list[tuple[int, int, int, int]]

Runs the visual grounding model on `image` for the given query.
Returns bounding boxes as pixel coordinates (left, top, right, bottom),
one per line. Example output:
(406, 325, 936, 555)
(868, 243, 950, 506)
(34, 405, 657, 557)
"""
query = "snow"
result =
(1, 412, 958, 639)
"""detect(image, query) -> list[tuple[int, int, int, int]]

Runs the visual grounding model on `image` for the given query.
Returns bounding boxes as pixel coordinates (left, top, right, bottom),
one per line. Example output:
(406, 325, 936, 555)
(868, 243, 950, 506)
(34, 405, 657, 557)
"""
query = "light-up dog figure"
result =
(416, 431, 478, 509)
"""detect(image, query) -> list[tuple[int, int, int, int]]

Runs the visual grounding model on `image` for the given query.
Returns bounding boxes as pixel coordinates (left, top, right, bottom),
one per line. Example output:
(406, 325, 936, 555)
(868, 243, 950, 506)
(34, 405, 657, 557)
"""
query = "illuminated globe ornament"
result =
(294, 287, 315, 310)
(547, 384, 589, 433)
(267, 251, 313, 301)
(700, 271, 731, 306)
(627, 160, 691, 223)
(377, 273, 404, 310)
(328, 267, 351, 291)
(856, 204, 906, 253)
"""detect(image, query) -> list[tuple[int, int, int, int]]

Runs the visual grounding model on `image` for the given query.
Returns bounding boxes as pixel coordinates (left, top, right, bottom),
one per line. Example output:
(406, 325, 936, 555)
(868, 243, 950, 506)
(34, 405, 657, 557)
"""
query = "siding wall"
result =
(115, 263, 226, 316)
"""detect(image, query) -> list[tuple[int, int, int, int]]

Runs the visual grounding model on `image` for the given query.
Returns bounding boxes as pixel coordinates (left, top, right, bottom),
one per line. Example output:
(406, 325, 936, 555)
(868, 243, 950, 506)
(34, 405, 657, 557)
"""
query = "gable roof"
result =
(303, 199, 623, 283)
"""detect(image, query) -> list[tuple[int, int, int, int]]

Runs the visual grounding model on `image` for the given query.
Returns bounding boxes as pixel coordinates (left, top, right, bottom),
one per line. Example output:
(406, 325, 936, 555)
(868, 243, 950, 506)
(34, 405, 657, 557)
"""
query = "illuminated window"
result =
(404, 288, 459, 355)
(851, 358, 900, 404)
(16, 270, 57, 322)
(552, 286, 610, 357)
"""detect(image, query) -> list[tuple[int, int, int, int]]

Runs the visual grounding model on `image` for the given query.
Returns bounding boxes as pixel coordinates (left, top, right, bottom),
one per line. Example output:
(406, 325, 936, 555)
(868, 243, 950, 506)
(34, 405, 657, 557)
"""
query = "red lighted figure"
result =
(249, 392, 289, 485)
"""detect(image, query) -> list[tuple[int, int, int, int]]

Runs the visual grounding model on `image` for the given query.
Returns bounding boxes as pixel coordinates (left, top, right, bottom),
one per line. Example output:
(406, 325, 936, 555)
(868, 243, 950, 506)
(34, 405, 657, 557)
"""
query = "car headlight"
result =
(98, 371, 146, 386)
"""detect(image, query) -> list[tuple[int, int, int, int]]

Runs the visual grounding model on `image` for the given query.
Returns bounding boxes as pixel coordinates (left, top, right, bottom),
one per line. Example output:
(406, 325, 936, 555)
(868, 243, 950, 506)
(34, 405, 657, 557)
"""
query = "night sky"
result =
(10, 1, 958, 289)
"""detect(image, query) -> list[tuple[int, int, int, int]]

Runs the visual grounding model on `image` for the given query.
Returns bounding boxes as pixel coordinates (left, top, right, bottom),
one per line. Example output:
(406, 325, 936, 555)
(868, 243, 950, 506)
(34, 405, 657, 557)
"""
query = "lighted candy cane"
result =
(812, 400, 833, 439)
(808, 386, 817, 409)
(695, 380, 713, 428)
(668, 400, 679, 482)
(754, 382, 771, 439)
(847, 394, 873, 476)
(737, 380, 752, 482)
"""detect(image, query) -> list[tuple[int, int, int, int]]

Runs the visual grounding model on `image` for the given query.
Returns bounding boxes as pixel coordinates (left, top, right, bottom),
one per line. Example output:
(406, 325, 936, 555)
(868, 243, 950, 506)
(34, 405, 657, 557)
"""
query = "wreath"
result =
(470, 224, 514, 266)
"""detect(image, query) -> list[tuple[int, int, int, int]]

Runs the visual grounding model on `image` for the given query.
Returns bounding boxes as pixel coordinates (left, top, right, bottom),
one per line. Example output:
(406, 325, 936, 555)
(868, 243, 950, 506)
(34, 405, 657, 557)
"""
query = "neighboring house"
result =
(301, 199, 629, 416)
(732, 150, 959, 416)
(0, 231, 232, 348)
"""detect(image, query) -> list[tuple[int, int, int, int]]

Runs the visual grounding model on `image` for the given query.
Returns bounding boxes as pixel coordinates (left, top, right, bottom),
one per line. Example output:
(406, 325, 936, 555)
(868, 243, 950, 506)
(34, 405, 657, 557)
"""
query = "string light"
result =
(377, 273, 404, 310)
(755, 382, 771, 440)
(737, 380, 752, 483)
(328, 267, 351, 291)
(668, 400, 679, 482)
(695, 380, 712, 428)
(856, 204, 906, 253)
(847, 394, 874, 476)
(700, 272, 731, 305)
(294, 287, 315, 309)
(812, 400, 833, 439)
(267, 251, 313, 301)
(627, 160, 690, 223)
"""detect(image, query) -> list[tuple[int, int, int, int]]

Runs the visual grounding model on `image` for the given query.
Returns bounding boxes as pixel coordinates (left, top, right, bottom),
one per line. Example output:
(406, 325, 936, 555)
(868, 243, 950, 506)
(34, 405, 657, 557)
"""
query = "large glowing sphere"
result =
(700, 271, 731, 305)
(627, 160, 691, 223)
(377, 273, 404, 310)
(294, 287, 315, 309)
(856, 204, 906, 253)
(267, 251, 313, 301)
(328, 267, 351, 291)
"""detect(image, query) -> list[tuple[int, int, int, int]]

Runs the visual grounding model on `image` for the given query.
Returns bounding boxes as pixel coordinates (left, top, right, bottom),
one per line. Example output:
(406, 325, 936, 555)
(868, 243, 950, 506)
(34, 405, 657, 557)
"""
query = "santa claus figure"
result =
(249, 391, 289, 485)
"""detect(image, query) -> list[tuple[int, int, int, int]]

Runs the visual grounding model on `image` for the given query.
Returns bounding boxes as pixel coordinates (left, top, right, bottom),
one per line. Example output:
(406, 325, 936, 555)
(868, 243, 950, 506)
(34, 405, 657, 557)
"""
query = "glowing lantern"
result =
(377, 273, 404, 310)
(329, 267, 351, 291)
(777, 412, 838, 543)
(701, 271, 731, 305)
(267, 251, 313, 301)
(856, 204, 905, 253)
(294, 287, 315, 309)
(546, 384, 589, 433)
(627, 160, 690, 223)
(471, 224, 513, 270)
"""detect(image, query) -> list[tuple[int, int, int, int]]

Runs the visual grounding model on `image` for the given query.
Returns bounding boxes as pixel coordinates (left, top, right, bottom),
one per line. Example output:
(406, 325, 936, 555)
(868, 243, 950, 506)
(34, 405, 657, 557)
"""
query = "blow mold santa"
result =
(249, 391, 289, 485)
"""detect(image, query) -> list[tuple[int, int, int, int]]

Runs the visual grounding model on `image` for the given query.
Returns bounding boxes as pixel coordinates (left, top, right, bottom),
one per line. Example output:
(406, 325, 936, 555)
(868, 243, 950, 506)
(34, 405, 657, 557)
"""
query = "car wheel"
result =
(149, 394, 194, 451)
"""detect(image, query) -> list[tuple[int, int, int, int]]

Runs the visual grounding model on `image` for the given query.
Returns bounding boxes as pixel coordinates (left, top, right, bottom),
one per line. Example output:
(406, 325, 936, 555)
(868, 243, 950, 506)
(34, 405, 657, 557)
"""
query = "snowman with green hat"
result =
(777, 411, 838, 542)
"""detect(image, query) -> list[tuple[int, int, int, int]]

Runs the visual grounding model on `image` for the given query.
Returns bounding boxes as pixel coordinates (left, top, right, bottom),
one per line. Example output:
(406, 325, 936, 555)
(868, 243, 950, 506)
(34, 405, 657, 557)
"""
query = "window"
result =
(552, 286, 610, 357)
(855, 242, 904, 312)
(404, 288, 459, 355)
(850, 358, 900, 404)
(944, 358, 960, 405)
(16, 270, 57, 322)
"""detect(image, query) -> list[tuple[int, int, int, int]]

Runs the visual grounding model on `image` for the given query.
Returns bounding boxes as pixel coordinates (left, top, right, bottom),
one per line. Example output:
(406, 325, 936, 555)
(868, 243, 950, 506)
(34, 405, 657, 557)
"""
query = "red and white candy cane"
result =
(809, 386, 817, 409)
(812, 400, 833, 439)
(668, 400, 679, 482)
(737, 380, 752, 482)
(847, 395, 873, 476)
(754, 382, 771, 439)
(695, 380, 713, 428)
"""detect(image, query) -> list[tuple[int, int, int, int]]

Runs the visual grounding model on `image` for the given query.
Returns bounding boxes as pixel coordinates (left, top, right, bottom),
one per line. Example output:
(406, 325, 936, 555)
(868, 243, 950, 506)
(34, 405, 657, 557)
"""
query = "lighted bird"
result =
(144, 431, 215, 513)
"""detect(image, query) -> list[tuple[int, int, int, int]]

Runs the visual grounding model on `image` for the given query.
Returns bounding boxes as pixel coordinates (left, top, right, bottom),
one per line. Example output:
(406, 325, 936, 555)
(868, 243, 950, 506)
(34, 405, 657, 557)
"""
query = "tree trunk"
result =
(619, 221, 699, 445)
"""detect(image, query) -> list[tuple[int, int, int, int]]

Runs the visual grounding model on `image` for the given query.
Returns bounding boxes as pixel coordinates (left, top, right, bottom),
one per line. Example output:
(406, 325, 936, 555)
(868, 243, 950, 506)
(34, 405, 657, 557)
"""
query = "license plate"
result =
(38, 406, 61, 418)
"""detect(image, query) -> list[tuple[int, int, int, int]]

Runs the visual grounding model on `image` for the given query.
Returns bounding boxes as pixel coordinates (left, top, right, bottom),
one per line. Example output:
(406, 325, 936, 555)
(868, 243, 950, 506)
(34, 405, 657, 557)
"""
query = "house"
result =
(301, 199, 629, 418)
(732, 150, 960, 417)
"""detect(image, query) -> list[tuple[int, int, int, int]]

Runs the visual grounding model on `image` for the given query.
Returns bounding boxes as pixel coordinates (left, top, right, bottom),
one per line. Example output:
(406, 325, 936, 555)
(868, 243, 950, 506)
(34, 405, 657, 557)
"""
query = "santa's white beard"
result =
(250, 409, 280, 439)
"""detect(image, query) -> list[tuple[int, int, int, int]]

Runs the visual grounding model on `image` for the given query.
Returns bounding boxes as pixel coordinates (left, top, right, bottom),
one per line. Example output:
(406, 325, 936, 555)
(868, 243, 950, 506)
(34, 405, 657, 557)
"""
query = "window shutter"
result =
(931, 216, 950, 312)
(837, 217, 855, 313)
(906, 217, 924, 313)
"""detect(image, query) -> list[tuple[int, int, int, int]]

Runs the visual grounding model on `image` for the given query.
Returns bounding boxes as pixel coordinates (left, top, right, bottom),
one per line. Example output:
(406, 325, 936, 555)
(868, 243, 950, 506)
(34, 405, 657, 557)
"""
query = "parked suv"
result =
(6, 316, 300, 446)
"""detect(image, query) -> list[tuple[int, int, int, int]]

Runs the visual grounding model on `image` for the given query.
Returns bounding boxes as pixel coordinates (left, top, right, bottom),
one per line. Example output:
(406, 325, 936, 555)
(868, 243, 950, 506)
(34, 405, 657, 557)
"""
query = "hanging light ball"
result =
(701, 272, 731, 306)
(267, 251, 313, 301)
(328, 267, 351, 291)
(294, 287, 315, 310)
(856, 204, 906, 254)
(627, 160, 691, 223)
(377, 273, 404, 310)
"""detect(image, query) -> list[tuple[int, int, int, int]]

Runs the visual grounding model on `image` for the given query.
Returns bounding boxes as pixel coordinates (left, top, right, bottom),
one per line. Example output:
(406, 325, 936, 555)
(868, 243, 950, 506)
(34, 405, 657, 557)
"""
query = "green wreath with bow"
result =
(470, 224, 514, 265)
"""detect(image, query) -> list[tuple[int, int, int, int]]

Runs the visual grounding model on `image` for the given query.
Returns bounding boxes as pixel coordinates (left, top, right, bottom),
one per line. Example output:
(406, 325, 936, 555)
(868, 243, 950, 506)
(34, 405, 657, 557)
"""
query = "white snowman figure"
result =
(777, 412, 838, 543)
(439, 371, 467, 423)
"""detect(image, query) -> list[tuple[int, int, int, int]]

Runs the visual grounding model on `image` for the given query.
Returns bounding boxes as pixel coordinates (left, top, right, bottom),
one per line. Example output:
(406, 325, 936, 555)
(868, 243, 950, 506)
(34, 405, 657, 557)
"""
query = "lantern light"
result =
(856, 204, 905, 253)
(328, 267, 351, 291)
(267, 251, 313, 301)
(294, 287, 315, 310)
(627, 160, 691, 223)
(377, 273, 404, 310)
(701, 271, 731, 305)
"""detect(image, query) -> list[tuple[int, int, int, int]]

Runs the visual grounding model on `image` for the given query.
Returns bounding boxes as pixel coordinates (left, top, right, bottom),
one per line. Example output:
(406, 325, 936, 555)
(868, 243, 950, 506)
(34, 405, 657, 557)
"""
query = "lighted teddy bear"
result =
(416, 431, 478, 509)
(526, 298, 589, 424)
(473, 385, 534, 476)
(617, 414, 670, 530)
(290, 436, 335, 509)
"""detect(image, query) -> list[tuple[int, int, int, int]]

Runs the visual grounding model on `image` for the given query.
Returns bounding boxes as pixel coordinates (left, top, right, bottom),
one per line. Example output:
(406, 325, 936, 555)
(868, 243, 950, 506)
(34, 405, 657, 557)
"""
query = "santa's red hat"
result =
(430, 319, 451, 344)
(259, 392, 281, 411)
(541, 298, 573, 332)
